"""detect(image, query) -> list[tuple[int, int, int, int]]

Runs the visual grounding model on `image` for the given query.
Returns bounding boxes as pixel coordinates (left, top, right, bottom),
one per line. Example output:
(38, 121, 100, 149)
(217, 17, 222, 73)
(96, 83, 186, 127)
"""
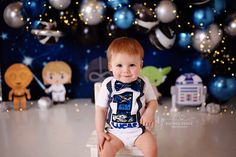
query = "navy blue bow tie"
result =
(114, 80, 142, 92)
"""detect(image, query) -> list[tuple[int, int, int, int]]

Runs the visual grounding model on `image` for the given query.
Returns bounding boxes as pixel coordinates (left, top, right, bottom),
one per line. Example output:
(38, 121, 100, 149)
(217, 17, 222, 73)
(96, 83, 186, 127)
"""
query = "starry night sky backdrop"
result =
(0, 0, 236, 102)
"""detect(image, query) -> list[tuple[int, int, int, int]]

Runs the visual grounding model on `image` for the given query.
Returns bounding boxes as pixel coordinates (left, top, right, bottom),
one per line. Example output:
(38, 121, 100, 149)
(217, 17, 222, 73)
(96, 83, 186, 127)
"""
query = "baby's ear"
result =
(140, 60, 143, 68)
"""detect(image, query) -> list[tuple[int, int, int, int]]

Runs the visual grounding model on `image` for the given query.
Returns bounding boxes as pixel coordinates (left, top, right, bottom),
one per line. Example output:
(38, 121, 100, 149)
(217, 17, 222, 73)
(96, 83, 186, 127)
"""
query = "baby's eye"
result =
(130, 64, 136, 67)
(116, 64, 122, 67)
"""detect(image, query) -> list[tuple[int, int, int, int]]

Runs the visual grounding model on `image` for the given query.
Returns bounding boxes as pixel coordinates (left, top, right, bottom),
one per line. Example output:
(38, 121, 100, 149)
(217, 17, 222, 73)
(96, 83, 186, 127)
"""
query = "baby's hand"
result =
(97, 131, 110, 151)
(140, 112, 155, 129)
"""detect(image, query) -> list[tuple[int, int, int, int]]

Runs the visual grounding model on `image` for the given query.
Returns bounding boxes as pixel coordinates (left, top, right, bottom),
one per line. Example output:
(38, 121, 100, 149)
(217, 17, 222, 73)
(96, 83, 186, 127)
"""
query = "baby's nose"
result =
(123, 67, 130, 72)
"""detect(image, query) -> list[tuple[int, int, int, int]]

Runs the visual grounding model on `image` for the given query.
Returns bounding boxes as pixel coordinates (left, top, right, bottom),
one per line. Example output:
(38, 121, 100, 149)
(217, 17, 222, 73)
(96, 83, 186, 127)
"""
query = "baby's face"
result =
(45, 71, 69, 84)
(109, 53, 142, 83)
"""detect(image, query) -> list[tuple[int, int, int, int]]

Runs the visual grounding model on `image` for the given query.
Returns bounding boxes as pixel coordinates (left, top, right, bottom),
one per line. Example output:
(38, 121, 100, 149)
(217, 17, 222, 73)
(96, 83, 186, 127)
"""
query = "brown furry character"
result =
(4, 64, 33, 111)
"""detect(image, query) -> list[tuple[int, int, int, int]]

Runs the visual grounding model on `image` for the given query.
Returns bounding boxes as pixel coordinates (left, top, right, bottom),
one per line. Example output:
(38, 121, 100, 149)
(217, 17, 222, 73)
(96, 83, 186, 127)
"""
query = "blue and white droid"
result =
(170, 73, 207, 112)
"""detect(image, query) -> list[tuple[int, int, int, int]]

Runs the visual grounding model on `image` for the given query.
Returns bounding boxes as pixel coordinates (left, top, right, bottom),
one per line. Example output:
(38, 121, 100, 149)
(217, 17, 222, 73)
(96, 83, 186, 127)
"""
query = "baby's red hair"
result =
(107, 37, 144, 64)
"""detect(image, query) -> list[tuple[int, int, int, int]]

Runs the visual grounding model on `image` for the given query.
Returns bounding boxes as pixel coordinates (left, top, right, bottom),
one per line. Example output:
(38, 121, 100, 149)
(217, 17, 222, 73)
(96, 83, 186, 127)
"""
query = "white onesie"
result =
(96, 76, 156, 147)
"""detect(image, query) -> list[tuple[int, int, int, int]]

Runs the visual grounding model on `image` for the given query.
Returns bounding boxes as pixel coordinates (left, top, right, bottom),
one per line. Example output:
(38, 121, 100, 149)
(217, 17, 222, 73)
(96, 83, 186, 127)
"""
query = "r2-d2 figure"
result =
(170, 73, 207, 112)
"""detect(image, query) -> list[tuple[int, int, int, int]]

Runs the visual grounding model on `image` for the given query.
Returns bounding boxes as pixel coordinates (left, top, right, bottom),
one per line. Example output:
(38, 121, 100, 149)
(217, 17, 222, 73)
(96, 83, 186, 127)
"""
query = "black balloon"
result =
(148, 23, 176, 51)
(133, 3, 158, 32)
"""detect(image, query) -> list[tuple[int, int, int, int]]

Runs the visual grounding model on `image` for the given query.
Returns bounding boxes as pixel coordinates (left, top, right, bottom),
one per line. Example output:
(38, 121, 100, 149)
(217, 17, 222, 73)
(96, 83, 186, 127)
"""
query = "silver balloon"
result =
(79, 0, 106, 25)
(155, 0, 177, 23)
(208, 24, 223, 47)
(192, 24, 222, 52)
(49, 0, 71, 10)
(3, 2, 25, 28)
(224, 13, 236, 36)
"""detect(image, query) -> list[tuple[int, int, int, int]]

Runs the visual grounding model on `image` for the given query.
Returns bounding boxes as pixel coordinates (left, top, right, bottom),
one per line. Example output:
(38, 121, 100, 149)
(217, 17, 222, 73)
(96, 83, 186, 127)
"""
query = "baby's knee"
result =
(142, 140, 158, 157)
(99, 142, 120, 157)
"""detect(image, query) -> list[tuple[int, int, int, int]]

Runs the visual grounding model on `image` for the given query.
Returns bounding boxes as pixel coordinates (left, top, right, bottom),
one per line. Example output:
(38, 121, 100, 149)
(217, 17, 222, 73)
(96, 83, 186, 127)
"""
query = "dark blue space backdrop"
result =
(1, 0, 236, 102)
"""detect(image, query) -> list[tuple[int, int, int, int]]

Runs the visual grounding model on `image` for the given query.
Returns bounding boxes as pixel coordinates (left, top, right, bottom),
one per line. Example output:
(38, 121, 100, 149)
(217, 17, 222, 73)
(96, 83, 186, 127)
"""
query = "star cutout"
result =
(0, 32, 8, 40)
(23, 56, 33, 66)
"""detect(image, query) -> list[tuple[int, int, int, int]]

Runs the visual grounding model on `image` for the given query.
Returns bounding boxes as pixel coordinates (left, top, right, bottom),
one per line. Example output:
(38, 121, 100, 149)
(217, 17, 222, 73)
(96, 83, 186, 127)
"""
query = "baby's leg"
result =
(135, 130, 158, 157)
(99, 132, 124, 157)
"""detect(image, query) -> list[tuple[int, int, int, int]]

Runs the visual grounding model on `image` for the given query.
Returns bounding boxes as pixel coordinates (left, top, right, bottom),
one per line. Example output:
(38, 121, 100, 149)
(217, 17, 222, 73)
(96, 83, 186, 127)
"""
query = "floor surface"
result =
(0, 98, 236, 157)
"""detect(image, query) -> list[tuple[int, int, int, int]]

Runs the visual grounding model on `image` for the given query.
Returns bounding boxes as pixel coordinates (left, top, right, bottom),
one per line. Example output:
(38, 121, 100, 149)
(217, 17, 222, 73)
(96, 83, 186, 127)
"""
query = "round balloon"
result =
(155, 0, 177, 23)
(191, 57, 212, 77)
(193, 7, 214, 27)
(208, 24, 223, 47)
(224, 13, 236, 36)
(211, 0, 225, 15)
(148, 23, 176, 51)
(113, 7, 134, 29)
(133, 3, 158, 31)
(192, 24, 222, 52)
(209, 76, 236, 101)
(178, 32, 191, 48)
(23, 0, 47, 18)
(79, 0, 106, 25)
(49, 0, 71, 10)
(3, 2, 25, 28)
(107, 0, 129, 10)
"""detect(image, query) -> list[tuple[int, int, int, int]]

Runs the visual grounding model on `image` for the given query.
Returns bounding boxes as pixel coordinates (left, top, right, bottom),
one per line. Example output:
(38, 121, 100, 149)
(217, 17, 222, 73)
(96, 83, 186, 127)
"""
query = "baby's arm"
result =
(140, 100, 157, 128)
(95, 106, 110, 151)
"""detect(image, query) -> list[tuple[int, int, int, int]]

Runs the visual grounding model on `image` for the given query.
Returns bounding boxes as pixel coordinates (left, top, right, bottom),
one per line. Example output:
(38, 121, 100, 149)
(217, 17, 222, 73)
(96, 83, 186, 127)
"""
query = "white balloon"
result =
(49, 0, 71, 10)
(208, 24, 223, 47)
(192, 24, 222, 52)
(79, 0, 106, 25)
(3, 2, 25, 28)
(224, 13, 236, 36)
(155, 0, 177, 23)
